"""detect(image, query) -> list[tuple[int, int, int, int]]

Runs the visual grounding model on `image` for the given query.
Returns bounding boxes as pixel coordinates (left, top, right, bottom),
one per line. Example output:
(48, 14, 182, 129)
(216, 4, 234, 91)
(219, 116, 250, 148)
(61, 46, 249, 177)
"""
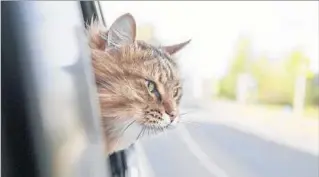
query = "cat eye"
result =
(146, 80, 161, 101)
(173, 89, 179, 97)
(147, 81, 156, 92)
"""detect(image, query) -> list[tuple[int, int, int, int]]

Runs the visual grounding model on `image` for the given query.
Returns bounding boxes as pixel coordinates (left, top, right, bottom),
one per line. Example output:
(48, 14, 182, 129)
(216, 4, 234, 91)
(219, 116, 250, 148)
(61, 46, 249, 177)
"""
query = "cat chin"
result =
(110, 125, 161, 152)
(107, 122, 139, 153)
(107, 115, 180, 153)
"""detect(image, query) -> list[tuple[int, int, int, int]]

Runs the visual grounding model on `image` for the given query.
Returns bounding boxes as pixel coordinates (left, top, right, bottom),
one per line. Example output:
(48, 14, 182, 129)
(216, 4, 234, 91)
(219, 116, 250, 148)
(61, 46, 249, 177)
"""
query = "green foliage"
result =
(305, 75, 319, 105)
(219, 37, 251, 99)
(219, 74, 237, 99)
(250, 55, 294, 105)
(229, 37, 251, 74)
(285, 50, 310, 77)
(218, 37, 318, 106)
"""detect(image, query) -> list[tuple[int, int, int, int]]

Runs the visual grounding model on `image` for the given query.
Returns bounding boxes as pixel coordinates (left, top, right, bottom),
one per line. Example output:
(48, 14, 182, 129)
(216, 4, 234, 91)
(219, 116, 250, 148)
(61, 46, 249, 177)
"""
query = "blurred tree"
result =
(285, 50, 310, 77)
(250, 49, 313, 106)
(305, 73, 319, 106)
(219, 37, 251, 99)
(219, 36, 318, 107)
(250, 54, 293, 105)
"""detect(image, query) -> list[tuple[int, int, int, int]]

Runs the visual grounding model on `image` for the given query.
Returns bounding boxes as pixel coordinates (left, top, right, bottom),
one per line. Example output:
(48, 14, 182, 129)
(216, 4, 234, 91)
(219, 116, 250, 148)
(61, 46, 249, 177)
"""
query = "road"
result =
(138, 122, 318, 177)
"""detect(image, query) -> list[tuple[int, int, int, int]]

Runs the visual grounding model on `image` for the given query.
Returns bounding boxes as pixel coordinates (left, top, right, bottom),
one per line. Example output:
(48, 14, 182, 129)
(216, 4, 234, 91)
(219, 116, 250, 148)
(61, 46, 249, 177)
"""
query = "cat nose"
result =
(165, 111, 177, 122)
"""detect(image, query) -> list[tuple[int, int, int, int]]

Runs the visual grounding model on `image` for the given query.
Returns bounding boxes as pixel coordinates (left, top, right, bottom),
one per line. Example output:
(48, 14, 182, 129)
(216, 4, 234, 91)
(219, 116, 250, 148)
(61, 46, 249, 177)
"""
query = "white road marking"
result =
(177, 125, 230, 177)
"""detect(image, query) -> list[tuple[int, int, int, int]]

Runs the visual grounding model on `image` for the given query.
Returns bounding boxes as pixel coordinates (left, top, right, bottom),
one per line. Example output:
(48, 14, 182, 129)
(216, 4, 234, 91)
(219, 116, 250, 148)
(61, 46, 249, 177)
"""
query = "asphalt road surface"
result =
(139, 122, 319, 177)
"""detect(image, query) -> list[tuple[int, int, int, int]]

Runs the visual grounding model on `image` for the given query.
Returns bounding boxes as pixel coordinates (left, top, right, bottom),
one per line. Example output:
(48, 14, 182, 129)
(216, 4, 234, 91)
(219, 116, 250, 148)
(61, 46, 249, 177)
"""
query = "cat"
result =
(87, 13, 191, 154)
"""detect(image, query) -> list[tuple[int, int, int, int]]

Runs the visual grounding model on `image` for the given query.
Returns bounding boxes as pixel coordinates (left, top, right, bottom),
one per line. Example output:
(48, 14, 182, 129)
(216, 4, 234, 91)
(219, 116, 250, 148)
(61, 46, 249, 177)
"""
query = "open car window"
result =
(2, 1, 112, 177)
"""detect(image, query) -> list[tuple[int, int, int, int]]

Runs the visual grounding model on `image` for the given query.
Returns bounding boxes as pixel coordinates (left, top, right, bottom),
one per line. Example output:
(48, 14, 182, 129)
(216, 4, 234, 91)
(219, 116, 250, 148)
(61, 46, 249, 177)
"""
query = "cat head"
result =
(90, 13, 191, 134)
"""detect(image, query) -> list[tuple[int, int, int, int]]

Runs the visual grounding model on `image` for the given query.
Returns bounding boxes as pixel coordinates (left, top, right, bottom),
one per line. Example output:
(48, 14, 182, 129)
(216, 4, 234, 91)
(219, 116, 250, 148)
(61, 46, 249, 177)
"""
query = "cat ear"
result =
(161, 39, 191, 55)
(107, 13, 136, 48)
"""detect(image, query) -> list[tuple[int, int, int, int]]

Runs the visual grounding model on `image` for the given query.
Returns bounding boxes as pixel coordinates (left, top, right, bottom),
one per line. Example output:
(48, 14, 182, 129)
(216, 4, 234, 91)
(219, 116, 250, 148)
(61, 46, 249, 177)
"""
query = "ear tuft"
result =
(161, 39, 191, 55)
(107, 13, 136, 48)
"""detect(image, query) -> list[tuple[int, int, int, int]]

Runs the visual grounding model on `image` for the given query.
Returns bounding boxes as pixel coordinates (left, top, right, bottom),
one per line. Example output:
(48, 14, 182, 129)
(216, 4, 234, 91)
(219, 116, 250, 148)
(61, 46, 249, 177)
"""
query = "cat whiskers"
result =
(180, 109, 199, 116)
(177, 112, 202, 127)
(151, 125, 165, 136)
(179, 120, 200, 125)
(142, 125, 158, 137)
(115, 120, 136, 148)
(180, 112, 189, 116)
(136, 126, 146, 141)
(152, 125, 157, 135)
(178, 118, 202, 128)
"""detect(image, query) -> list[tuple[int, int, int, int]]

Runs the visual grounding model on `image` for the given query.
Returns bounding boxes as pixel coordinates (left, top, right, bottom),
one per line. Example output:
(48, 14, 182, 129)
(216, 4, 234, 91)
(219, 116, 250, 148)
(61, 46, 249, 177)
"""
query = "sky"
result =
(100, 1, 319, 80)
